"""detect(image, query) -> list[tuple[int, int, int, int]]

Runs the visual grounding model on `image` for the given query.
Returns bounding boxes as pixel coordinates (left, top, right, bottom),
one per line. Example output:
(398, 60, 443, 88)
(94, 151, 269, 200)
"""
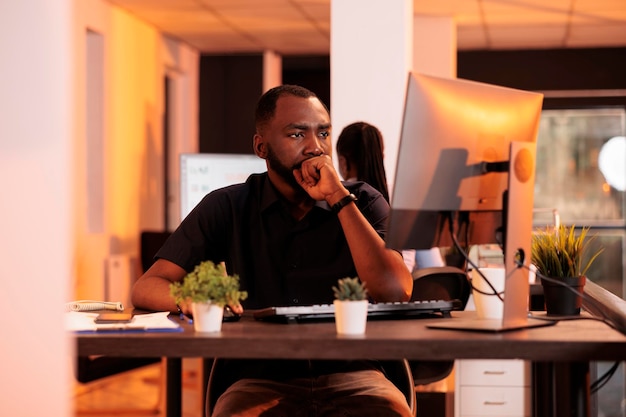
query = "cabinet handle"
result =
(483, 370, 505, 375)
(484, 401, 507, 405)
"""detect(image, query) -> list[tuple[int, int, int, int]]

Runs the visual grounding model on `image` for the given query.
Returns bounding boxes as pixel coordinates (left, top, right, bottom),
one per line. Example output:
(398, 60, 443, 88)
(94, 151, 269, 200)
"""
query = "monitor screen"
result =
(387, 72, 546, 332)
(180, 153, 267, 221)
(387, 72, 544, 251)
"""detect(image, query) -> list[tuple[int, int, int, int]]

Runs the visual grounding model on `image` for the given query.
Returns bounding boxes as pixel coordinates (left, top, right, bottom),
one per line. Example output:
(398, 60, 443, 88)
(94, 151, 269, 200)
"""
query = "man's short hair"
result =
(255, 85, 329, 133)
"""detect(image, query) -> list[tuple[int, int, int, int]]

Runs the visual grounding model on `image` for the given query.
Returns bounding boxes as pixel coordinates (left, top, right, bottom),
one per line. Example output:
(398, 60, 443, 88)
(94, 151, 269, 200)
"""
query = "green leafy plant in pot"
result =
(531, 224, 603, 316)
(332, 277, 369, 335)
(170, 260, 247, 332)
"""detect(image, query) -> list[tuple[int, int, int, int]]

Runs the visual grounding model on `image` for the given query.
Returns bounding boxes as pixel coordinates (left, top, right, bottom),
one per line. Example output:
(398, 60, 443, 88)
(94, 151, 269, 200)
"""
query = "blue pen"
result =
(176, 304, 193, 324)
(179, 312, 193, 324)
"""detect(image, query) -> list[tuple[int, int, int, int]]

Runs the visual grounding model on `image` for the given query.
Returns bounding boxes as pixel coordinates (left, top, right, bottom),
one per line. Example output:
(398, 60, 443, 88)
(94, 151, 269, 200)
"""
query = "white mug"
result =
(471, 267, 505, 319)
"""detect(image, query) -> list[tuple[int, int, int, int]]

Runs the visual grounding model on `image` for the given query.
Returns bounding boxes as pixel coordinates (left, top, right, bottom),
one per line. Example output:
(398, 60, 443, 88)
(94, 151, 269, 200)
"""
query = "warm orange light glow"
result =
(74, 6, 164, 301)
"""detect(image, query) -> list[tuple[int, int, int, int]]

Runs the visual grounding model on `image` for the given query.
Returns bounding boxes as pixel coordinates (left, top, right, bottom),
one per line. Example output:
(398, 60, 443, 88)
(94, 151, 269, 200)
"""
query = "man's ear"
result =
(253, 134, 267, 159)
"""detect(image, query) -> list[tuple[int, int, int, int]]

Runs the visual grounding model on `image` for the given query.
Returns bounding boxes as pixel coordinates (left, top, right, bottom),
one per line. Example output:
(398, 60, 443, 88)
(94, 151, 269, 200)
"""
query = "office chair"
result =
(140, 230, 173, 273)
(409, 266, 471, 385)
(205, 358, 416, 416)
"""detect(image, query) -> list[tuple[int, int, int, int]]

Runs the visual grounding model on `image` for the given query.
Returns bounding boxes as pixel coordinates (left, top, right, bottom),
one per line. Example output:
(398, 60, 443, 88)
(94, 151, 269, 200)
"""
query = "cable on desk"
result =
(521, 264, 624, 396)
(442, 213, 624, 395)
(446, 212, 504, 302)
(517, 262, 619, 331)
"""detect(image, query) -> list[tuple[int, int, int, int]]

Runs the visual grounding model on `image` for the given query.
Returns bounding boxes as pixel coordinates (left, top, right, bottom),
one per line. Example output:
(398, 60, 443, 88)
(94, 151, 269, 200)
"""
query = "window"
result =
(534, 108, 625, 226)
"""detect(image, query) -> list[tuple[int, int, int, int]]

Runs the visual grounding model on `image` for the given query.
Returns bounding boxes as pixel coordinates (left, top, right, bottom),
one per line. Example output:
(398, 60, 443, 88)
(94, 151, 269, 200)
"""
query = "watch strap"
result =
(331, 193, 358, 214)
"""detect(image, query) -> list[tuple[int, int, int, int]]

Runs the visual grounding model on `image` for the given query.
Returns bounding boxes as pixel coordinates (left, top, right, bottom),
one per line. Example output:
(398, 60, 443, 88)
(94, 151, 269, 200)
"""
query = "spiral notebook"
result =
(65, 300, 125, 312)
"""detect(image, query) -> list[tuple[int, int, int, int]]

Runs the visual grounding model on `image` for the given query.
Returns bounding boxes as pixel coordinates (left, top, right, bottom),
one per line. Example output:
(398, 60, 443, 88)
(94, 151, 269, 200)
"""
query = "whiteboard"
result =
(180, 153, 267, 221)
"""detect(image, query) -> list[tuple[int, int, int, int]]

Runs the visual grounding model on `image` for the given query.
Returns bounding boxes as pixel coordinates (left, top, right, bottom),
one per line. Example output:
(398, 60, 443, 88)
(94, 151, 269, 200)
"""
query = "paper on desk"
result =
(66, 311, 181, 332)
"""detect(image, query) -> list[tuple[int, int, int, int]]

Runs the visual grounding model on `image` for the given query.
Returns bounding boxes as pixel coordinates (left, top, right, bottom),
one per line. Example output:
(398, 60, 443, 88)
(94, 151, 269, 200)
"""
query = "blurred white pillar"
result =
(331, 1, 456, 193)
(331, 0, 413, 192)
(0, 0, 73, 415)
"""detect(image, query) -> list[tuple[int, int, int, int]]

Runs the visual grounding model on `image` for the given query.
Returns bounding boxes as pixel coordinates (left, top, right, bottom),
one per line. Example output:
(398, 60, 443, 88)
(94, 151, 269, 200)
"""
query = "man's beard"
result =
(266, 145, 303, 191)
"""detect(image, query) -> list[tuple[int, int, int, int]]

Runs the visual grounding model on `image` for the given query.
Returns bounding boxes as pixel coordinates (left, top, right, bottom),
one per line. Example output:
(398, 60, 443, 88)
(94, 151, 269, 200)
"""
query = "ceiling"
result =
(107, 0, 626, 54)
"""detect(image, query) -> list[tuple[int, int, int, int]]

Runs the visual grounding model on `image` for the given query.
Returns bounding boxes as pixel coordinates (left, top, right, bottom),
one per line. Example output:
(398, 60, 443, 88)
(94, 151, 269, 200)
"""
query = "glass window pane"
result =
(534, 108, 626, 226)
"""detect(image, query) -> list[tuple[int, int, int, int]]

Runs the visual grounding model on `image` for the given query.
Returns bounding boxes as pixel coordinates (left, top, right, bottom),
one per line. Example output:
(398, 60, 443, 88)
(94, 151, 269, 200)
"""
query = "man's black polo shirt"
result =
(157, 172, 390, 309)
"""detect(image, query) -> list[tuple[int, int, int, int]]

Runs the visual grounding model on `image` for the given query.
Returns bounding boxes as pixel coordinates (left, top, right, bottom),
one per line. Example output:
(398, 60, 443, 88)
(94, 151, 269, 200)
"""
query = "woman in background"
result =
(336, 121, 390, 202)
(336, 121, 444, 271)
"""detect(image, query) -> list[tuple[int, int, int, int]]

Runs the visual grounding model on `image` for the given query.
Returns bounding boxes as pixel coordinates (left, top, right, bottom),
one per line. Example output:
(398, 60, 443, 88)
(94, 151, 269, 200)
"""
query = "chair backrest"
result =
(140, 230, 172, 273)
(411, 266, 471, 310)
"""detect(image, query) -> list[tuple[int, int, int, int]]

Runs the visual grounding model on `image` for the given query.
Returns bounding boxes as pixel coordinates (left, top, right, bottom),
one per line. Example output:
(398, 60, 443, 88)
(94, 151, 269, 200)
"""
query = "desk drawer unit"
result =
(455, 359, 531, 417)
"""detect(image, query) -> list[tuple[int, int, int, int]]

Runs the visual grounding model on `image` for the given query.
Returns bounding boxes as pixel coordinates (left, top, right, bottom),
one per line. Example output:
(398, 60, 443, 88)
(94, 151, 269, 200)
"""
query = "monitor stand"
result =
(428, 142, 554, 333)
(426, 314, 555, 332)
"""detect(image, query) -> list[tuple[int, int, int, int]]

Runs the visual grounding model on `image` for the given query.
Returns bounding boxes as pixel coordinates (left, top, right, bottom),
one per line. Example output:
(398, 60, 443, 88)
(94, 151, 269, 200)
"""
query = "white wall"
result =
(73, 0, 199, 302)
(163, 38, 200, 230)
(0, 1, 73, 415)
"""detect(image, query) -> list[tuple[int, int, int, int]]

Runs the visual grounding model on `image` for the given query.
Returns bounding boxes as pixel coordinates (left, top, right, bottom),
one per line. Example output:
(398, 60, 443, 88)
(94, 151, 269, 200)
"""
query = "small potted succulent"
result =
(170, 260, 247, 332)
(531, 224, 603, 316)
(332, 277, 369, 335)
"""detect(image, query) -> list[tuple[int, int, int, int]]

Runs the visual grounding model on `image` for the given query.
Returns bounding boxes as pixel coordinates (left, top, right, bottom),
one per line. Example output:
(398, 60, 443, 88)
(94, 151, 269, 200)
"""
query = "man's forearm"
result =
(337, 203, 413, 302)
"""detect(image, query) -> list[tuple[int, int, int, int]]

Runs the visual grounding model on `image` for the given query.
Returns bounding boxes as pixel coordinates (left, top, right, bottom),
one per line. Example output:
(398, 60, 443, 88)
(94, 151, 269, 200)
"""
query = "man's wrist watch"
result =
(331, 193, 358, 214)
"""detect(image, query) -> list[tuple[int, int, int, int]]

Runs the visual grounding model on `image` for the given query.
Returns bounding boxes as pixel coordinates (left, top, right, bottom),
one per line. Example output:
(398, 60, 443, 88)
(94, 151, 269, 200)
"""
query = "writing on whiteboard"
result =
(180, 153, 267, 221)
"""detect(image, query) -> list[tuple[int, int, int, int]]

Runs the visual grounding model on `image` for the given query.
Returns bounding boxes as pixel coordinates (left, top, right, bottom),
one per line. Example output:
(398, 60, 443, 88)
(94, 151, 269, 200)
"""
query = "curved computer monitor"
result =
(387, 73, 545, 332)
(387, 72, 543, 251)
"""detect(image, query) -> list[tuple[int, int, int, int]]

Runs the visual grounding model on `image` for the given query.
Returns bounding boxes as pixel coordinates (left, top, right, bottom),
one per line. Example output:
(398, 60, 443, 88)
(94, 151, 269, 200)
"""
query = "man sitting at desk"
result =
(132, 84, 414, 417)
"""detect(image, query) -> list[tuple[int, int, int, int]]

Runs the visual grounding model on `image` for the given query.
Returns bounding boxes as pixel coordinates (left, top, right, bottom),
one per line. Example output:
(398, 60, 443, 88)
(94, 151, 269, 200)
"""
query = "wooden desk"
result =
(76, 311, 626, 417)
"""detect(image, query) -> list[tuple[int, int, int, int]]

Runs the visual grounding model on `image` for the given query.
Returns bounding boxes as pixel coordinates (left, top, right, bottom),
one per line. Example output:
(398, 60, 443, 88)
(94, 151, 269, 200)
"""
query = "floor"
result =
(73, 359, 204, 417)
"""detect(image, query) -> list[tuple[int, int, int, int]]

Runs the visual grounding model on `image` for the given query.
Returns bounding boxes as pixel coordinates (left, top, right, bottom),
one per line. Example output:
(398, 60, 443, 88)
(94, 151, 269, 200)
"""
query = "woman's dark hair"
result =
(336, 121, 390, 202)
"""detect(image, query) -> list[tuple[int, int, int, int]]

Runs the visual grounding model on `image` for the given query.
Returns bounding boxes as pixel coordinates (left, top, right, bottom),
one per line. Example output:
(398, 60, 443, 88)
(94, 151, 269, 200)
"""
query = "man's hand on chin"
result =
(294, 156, 343, 202)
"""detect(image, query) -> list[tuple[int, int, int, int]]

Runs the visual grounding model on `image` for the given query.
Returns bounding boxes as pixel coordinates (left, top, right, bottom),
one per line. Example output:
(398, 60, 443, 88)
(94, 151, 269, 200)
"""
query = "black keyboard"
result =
(252, 300, 459, 323)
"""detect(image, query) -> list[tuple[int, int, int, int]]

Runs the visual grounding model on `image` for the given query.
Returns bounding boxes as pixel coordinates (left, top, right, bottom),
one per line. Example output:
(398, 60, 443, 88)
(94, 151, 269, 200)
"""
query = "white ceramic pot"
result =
(191, 302, 224, 332)
(333, 299, 368, 335)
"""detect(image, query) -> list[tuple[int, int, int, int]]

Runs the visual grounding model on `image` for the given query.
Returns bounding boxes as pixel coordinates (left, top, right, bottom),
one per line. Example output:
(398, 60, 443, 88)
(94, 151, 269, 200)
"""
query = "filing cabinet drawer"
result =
(459, 386, 531, 417)
(459, 359, 530, 386)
